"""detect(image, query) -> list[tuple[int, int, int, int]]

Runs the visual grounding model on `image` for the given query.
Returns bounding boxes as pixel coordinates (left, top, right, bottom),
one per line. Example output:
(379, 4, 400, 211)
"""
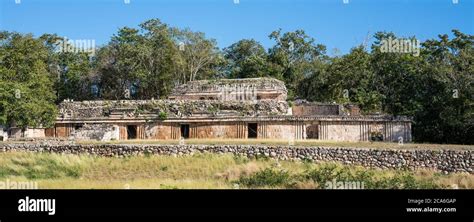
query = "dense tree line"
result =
(0, 19, 472, 144)
(299, 31, 473, 144)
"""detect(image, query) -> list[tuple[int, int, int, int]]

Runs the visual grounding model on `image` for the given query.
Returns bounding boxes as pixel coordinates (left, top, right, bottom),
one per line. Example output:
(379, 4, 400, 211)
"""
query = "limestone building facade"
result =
(49, 78, 412, 142)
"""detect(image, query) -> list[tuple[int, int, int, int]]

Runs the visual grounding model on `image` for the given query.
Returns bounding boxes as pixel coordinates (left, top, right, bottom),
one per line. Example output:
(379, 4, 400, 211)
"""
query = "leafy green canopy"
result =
(0, 32, 57, 128)
(298, 30, 473, 144)
(95, 19, 223, 100)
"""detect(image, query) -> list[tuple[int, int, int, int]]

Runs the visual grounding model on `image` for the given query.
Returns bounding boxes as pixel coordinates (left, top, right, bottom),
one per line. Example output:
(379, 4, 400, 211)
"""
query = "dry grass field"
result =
(0, 151, 472, 189)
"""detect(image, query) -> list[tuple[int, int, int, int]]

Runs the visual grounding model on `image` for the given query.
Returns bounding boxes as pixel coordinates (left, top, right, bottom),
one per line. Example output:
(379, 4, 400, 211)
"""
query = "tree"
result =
(370, 32, 424, 116)
(329, 46, 382, 112)
(171, 28, 222, 83)
(41, 34, 95, 102)
(95, 19, 222, 99)
(268, 29, 327, 99)
(95, 19, 182, 99)
(296, 59, 331, 102)
(136, 19, 180, 98)
(223, 39, 269, 78)
(0, 32, 57, 128)
(413, 30, 474, 144)
(297, 30, 473, 144)
(95, 27, 143, 99)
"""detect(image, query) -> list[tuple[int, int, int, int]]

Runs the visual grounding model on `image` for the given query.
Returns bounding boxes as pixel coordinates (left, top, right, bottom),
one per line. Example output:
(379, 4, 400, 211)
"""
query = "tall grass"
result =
(236, 164, 440, 189)
(0, 152, 86, 179)
(0, 152, 471, 189)
(302, 163, 440, 189)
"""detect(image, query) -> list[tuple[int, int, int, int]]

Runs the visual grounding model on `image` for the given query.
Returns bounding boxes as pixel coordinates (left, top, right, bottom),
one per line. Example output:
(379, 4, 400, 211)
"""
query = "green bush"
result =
(158, 111, 168, 120)
(233, 155, 250, 164)
(159, 166, 169, 171)
(303, 163, 440, 189)
(237, 168, 292, 188)
(253, 154, 270, 161)
(372, 172, 439, 189)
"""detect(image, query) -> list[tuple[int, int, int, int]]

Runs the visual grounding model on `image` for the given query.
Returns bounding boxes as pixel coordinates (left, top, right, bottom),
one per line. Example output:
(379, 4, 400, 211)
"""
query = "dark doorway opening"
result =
(127, 125, 137, 140)
(370, 132, 384, 141)
(180, 124, 190, 139)
(74, 124, 84, 130)
(306, 125, 319, 139)
(248, 123, 258, 138)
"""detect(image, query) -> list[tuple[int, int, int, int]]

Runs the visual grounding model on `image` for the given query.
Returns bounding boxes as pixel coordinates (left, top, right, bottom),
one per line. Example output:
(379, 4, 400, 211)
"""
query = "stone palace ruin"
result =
(5, 78, 413, 142)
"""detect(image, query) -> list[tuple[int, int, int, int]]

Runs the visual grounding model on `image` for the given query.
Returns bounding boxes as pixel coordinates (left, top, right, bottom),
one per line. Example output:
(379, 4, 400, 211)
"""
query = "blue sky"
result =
(0, 0, 472, 55)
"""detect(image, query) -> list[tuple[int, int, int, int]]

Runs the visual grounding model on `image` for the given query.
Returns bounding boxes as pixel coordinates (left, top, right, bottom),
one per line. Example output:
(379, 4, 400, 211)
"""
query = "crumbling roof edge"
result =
(55, 115, 413, 123)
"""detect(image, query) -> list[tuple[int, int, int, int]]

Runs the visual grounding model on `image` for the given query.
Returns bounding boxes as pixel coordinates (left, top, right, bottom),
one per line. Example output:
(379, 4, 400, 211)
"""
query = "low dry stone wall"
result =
(0, 144, 472, 174)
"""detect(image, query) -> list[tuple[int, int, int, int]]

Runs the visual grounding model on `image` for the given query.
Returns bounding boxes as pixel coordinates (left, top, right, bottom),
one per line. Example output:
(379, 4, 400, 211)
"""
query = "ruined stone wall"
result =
(292, 103, 365, 117)
(146, 121, 301, 140)
(51, 119, 411, 142)
(320, 121, 362, 141)
(169, 78, 288, 101)
(55, 123, 72, 138)
(383, 122, 412, 143)
(140, 121, 300, 140)
(57, 100, 289, 119)
(188, 122, 245, 139)
(8, 128, 22, 138)
(72, 124, 119, 141)
(317, 121, 412, 142)
(1, 128, 7, 141)
(292, 104, 340, 116)
(23, 128, 46, 138)
(184, 121, 304, 140)
(146, 122, 182, 140)
(1, 144, 471, 174)
(260, 122, 297, 140)
(145, 122, 250, 139)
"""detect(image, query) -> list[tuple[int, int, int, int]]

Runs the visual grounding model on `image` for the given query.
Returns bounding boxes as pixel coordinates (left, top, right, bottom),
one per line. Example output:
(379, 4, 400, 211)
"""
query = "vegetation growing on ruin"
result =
(158, 111, 168, 120)
(0, 152, 472, 189)
(207, 105, 220, 115)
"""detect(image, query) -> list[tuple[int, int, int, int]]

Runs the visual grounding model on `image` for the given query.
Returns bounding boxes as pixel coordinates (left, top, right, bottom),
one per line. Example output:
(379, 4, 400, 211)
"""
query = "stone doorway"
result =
(127, 125, 137, 140)
(180, 124, 190, 139)
(248, 123, 258, 138)
(306, 124, 319, 139)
